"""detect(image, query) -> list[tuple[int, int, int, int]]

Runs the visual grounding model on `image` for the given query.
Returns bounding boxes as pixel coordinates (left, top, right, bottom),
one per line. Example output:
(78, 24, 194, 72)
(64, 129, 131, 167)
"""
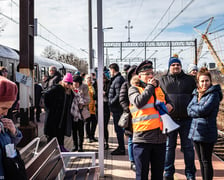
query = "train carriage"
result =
(0, 44, 78, 82)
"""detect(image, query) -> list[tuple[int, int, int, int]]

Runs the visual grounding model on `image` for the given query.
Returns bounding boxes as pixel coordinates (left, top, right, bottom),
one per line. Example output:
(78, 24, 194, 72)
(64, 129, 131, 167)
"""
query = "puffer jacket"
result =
(108, 72, 125, 112)
(119, 81, 133, 135)
(159, 70, 196, 120)
(187, 84, 223, 143)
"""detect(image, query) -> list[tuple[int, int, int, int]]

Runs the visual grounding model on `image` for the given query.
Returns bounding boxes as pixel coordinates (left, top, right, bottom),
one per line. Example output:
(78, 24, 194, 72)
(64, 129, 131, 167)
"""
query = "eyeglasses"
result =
(140, 72, 154, 76)
(66, 82, 73, 85)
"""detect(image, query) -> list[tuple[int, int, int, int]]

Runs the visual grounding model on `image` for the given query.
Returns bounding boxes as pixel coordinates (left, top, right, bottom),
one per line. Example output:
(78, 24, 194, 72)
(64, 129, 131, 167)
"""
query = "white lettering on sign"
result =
(16, 72, 32, 87)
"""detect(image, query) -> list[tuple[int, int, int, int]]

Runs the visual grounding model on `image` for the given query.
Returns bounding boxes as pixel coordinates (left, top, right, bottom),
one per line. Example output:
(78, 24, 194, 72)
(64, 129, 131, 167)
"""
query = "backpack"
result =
(0, 135, 27, 180)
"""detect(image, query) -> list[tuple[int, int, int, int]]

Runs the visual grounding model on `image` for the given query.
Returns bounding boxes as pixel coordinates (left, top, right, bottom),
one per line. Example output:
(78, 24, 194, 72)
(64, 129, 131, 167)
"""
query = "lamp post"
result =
(94, 26, 113, 66)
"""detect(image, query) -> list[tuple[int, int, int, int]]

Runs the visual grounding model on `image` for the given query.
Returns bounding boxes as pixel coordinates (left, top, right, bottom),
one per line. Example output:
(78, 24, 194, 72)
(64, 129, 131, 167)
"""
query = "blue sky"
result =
(1, 0, 224, 71)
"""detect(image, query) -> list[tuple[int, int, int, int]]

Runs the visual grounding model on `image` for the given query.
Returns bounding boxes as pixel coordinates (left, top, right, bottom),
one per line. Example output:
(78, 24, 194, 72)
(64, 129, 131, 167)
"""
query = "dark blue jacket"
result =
(108, 72, 125, 112)
(187, 84, 223, 143)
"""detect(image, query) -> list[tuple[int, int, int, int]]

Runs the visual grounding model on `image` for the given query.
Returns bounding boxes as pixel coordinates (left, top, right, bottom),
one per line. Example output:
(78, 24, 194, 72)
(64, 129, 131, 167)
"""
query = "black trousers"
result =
(72, 119, 84, 148)
(194, 141, 214, 180)
(85, 114, 97, 139)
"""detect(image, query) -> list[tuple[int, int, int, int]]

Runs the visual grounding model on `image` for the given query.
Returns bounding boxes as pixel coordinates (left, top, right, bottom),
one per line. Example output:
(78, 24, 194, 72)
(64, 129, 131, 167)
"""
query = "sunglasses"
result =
(66, 82, 73, 85)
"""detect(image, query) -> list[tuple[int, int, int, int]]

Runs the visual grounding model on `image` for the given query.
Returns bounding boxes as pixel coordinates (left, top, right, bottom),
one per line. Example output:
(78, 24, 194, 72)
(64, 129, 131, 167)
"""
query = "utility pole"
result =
(125, 20, 133, 42)
(19, 0, 37, 147)
(88, 0, 93, 73)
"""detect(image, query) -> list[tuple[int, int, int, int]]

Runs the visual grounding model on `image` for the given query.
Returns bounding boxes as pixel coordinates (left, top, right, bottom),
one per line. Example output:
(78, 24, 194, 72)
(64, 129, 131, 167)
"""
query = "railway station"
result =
(1, 0, 224, 179)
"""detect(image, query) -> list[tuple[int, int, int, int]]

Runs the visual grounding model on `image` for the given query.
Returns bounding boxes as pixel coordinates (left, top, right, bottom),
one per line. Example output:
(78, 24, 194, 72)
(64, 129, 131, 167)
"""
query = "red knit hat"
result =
(0, 76, 18, 102)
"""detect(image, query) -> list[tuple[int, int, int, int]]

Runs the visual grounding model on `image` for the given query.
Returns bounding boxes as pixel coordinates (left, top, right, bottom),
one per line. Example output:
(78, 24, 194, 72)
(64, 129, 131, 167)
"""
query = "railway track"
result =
(213, 130, 224, 161)
(214, 99, 224, 161)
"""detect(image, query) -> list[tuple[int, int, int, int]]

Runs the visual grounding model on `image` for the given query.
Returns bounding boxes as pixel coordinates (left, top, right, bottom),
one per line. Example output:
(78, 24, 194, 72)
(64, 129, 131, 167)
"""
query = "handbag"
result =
(118, 112, 131, 128)
(81, 107, 91, 120)
(0, 144, 27, 180)
(39, 95, 45, 108)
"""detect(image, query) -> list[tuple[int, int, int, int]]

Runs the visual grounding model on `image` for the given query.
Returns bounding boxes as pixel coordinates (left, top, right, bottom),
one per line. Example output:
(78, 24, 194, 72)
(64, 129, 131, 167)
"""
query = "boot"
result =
(60, 145, 69, 152)
(78, 145, 84, 152)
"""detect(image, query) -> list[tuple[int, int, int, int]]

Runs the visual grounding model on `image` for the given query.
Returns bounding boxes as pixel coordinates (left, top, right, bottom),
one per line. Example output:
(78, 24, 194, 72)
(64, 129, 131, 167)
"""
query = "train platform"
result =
(34, 112, 224, 180)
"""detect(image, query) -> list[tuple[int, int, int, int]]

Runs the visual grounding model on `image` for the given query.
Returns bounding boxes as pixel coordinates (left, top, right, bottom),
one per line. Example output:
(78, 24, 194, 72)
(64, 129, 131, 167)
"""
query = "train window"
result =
(8, 63, 14, 81)
(41, 67, 46, 79)
(34, 65, 38, 81)
(0, 61, 2, 66)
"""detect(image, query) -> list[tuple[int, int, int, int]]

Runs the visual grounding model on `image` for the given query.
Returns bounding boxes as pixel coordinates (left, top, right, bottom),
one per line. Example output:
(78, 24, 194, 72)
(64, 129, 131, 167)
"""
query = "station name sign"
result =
(104, 40, 195, 48)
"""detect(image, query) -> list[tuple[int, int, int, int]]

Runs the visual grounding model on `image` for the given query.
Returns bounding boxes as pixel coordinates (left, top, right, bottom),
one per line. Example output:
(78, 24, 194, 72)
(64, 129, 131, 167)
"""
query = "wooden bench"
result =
(25, 138, 99, 180)
(20, 137, 40, 165)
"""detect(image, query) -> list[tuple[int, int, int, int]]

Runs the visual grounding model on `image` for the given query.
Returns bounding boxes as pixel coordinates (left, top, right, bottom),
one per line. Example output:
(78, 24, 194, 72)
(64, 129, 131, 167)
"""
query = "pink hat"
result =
(62, 73, 73, 83)
(0, 76, 18, 102)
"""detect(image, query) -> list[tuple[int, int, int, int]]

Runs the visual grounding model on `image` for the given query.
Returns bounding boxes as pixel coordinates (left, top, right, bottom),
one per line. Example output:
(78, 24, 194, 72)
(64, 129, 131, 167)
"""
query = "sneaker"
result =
(91, 137, 98, 142)
(104, 143, 109, 150)
(111, 147, 125, 155)
(72, 147, 78, 152)
(131, 162, 136, 172)
(88, 138, 93, 143)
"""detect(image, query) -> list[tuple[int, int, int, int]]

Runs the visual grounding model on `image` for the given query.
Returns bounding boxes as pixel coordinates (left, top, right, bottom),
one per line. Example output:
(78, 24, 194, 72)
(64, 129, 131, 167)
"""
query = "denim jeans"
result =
(194, 141, 214, 180)
(128, 135, 134, 162)
(134, 143, 166, 180)
(164, 119, 196, 179)
(112, 111, 125, 150)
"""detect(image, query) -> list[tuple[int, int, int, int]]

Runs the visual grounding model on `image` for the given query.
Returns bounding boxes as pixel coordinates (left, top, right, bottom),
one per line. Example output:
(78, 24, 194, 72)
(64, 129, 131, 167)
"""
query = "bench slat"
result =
(87, 167, 98, 180)
(20, 137, 40, 164)
(26, 138, 60, 179)
(25, 138, 99, 180)
(75, 168, 89, 180)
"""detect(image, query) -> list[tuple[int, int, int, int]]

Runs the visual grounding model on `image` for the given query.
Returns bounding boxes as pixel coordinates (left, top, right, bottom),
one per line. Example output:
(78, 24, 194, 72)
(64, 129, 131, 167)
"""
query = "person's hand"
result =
(1, 118, 17, 135)
(79, 104, 83, 109)
(166, 103, 173, 113)
(148, 78, 158, 87)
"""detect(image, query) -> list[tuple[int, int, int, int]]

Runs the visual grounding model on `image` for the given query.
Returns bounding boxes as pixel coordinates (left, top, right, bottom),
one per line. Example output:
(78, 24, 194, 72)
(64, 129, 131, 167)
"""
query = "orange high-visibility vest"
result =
(129, 86, 166, 132)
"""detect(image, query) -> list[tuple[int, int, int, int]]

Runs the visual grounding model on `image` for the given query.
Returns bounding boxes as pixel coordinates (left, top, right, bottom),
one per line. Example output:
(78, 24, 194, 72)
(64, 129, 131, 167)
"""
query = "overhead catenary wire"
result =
(151, 0, 195, 41)
(37, 22, 80, 54)
(0, 0, 85, 56)
(133, 0, 195, 59)
(144, 0, 176, 41)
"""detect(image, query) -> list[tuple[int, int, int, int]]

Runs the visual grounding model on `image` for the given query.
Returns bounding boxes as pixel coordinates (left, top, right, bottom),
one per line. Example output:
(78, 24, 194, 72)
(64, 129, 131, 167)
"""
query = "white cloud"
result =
(0, 0, 224, 71)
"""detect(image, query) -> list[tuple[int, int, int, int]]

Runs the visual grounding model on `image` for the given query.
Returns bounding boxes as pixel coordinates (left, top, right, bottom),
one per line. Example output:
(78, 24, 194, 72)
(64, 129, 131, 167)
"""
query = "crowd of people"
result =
(0, 54, 223, 180)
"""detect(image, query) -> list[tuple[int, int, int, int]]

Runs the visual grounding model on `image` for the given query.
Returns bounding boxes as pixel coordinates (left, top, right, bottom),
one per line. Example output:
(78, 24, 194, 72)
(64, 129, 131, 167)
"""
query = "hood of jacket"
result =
(193, 84, 223, 102)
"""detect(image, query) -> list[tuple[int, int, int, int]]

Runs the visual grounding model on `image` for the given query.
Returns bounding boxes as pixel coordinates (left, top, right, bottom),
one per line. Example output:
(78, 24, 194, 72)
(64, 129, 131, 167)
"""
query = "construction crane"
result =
(202, 34, 224, 74)
(194, 17, 214, 65)
(194, 17, 224, 74)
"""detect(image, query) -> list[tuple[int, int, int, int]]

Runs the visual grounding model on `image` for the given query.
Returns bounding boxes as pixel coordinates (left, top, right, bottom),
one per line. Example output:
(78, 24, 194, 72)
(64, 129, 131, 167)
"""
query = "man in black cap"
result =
(159, 57, 196, 180)
(122, 64, 131, 80)
(128, 60, 173, 180)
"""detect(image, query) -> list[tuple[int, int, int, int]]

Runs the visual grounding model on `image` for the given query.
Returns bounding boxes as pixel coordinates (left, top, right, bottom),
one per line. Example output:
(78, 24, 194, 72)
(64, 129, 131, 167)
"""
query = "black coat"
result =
(108, 72, 125, 112)
(35, 84, 43, 107)
(44, 84, 74, 137)
(44, 71, 62, 90)
(119, 81, 133, 135)
(159, 70, 196, 120)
